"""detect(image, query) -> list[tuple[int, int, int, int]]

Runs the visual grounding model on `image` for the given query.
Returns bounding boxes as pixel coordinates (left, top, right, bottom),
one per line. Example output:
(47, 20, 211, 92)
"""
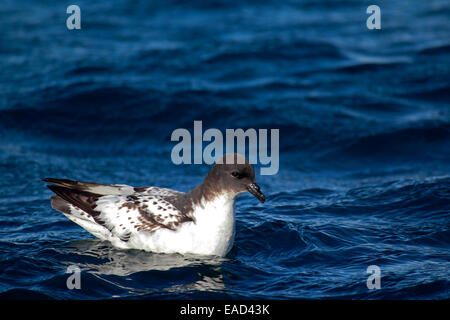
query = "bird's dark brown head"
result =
(204, 153, 265, 203)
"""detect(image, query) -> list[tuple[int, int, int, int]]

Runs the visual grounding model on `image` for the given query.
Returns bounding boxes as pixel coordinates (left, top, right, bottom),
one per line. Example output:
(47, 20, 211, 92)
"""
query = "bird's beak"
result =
(247, 183, 265, 203)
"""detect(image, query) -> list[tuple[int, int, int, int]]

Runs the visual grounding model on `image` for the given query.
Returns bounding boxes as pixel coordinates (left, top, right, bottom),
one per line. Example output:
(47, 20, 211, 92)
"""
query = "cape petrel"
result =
(44, 153, 265, 257)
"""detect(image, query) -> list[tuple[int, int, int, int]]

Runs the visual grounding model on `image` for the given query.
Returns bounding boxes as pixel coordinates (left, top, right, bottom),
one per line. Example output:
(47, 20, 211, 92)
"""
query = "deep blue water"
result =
(0, 0, 449, 299)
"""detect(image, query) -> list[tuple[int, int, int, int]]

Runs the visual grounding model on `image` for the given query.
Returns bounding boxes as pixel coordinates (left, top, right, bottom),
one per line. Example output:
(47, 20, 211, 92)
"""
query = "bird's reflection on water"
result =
(63, 239, 227, 296)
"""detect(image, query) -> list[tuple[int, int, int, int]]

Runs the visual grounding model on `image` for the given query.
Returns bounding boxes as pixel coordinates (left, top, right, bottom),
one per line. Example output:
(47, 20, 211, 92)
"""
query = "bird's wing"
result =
(47, 185, 193, 242)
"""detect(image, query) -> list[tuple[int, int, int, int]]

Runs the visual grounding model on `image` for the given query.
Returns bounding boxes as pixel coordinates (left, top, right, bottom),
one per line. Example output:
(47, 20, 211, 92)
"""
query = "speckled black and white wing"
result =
(95, 193, 194, 236)
(46, 183, 193, 243)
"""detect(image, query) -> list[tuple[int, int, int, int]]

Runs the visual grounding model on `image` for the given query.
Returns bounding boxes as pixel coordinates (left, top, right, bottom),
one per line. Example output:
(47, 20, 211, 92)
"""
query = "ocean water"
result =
(0, 0, 449, 299)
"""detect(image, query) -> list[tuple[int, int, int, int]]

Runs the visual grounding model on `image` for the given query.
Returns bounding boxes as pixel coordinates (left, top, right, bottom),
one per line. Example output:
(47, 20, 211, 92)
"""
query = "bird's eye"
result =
(231, 171, 243, 179)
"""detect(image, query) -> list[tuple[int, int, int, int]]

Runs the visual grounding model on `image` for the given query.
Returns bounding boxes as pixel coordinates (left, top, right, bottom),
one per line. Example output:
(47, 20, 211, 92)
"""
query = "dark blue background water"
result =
(0, 0, 449, 299)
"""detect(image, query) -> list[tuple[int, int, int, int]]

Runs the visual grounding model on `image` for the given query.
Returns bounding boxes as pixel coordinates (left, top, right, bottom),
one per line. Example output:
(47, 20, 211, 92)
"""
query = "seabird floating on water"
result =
(44, 153, 265, 257)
